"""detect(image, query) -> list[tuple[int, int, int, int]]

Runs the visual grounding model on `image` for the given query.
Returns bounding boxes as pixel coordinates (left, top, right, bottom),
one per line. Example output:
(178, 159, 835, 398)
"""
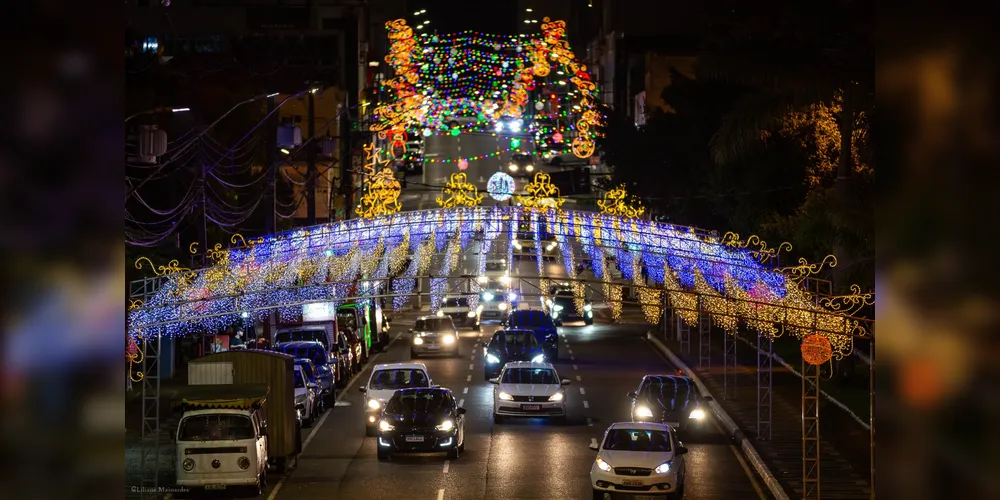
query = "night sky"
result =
(406, 0, 518, 35)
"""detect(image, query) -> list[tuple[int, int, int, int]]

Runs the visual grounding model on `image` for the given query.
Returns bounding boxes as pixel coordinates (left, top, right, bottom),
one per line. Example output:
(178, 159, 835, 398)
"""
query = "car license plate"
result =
(405, 435, 425, 443)
(204, 484, 227, 491)
(622, 479, 643, 487)
(521, 404, 540, 411)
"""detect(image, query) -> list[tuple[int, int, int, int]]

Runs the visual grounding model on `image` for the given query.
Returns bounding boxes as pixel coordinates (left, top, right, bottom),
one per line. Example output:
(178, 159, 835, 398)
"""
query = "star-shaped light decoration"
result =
(597, 184, 645, 218)
(436, 172, 484, 208)
(517, 172, 565, 209)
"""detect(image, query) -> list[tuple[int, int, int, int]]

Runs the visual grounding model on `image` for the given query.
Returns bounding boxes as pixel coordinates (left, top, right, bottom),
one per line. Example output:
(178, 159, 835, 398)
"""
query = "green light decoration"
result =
(450, 127, 461, 136)
(511, 138, 521, 148)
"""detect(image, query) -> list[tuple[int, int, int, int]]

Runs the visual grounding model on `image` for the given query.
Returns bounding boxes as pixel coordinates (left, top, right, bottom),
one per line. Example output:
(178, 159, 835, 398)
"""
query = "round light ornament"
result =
(487, 172, 516, 202)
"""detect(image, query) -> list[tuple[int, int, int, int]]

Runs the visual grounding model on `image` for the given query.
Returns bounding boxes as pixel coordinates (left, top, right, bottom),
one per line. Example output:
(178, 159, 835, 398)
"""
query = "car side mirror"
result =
(627, 391, 637, 398)
(489, 378, 499, 384)
(677, 446, 689, 455)
(358, 387, 366, 393)
(561, 378, 572, 385)
(457, 407, 467, 415)
(589, 443, 599, 451)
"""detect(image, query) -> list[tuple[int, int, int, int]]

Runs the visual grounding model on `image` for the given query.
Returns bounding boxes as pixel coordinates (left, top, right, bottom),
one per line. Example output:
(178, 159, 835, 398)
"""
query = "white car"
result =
(360, 362, 433, 436)
(293, 365, 317, 427)
(589, 422, 689, 499)
(490, 361, 570, 424)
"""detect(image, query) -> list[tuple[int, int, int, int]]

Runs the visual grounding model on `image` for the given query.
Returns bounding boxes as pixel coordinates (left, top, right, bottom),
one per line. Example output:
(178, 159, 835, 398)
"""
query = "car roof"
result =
(276, 341, 325, 349)
(292, 358, 314, 365)
(642, 374, 694, 383)
(416, 315, 453, 321)
(509, 309, 554, 320)
(394, 387, 452, 395)
(607, 421, 673, 432)
(492, 328, 538, 336)
(372, 362, 428, 371)
(502, 361, 555, 370)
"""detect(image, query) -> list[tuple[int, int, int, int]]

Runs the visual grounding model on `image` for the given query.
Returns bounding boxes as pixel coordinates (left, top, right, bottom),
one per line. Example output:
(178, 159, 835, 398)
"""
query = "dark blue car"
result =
(482, 328, 547, 380)
(505, 310, 559, 360)
(275, 341, 337, 407)
(293, 358, 337, 410)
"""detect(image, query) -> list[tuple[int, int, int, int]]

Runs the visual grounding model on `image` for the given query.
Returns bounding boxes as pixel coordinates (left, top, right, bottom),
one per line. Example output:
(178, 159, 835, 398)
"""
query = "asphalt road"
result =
(258, 313, 771, 500)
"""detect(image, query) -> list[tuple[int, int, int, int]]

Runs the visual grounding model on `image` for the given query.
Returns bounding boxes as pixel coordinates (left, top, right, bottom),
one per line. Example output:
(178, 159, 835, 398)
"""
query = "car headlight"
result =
(467, 310, 477, 318)
(378, 419, 394, 432)
(531, 353, 545, 363)
(413, 336, 424, 345)
(508, 163, 518, 172)
(482, 291, 495, 301)
(513, 241, 523, 250)
(583, 303, 593, 311)
(689, 408, 706, 420)
(436, 419, 455, 431)
(526, 164, 534, 172)
(548, 392, 564, 402)
(546, 299, 554, 307)
(367, 399, 381, 410)
(553, 304, 564, 311)
(635, 405, 654, 418)
(182, 458, 195, 472)
(500, 275, 511, 285)
(477, 275, 488, 284)
(654, 461, 672, 474)
(486, 353, 500, 364)
(498, 302, 508, 311)
(546, 242, 557, 251)
(495, 122, 504, 132)
(595, 456, 613, 472)
(436, 309, 444, 317)
(507, 291, 518, 301)
(443, 334, 457, 344)
(498, 391, 513, 400)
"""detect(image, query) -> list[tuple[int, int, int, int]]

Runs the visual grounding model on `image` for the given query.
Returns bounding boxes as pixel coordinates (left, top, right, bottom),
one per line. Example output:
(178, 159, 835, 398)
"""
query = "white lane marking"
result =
(576, 375, 582, 382)
(458, 398, 464, 407)
(463, 387, 469, 394)
(469, 364, 474, 370)
(573, 364, 579, 370)
(437, 488, 445, 500)
(583, 400, 590, 409)
(590, 437, 598, 449)
(466, 375, 472, 382)
(266, 332, 400, 500)
(443, 460, 450, 473)
(470, 355, 475, 361)
(570, 356, 576, 361)
(579, 387, 586, 395)
(587, 417, 593, 427)
(568, 349, 573, 355)
(707, 412, 768, 499)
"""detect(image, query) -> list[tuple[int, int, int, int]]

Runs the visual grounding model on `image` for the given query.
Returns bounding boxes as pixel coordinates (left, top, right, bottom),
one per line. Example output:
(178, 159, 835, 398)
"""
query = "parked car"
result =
(294, 358, 336, 409)
(589, 422, 688, 499)
(293, 364, 318, 427)
(273, 341, 336, 404)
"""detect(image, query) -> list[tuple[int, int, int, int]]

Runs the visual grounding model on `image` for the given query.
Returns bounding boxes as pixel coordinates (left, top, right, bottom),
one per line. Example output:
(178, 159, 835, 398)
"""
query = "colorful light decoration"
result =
(436, 172, 483, 208)
(357, 143, 402, 218)
(801, 333, 833, 365)
(128, 207, 871, 365)
(517, 172, 565, 209)
(598, 184, 645, 218)
(457, 158, 468, 171)
(487, 172, 516, 202)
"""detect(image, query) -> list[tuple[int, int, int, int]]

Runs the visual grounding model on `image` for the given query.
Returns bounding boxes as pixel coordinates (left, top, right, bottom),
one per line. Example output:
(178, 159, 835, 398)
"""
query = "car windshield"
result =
(178, 414, 255, 441)
(281, 346, 326, 366)
(414, 317, 453, 332)
(337, 311, 358, 328)
(385, 389, 451, 414)
(485, 261, 505, 272)
(555, 291, 574, 299)
(501, 368, 558, 384)
(275, 330, 325, 345)
(508, 311, 555, 329)
(603, 429, 672, 452)
(639, 377, 697, 406)
(294, 370, 306, 388)
(443, 297, 468, 307)
(369, 369, 431, 390)
(491, 331, 538, 349)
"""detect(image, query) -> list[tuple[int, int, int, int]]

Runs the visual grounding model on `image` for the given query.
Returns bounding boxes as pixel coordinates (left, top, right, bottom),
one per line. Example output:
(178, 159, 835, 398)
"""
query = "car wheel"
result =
(302, 413, 313, 428)
(447, 443, 460, 460)
(377, 447, 391, 461)
(667, 480, 685, 499)
(365, 425, 377, 437)
(410, 349, 419, 359)
(251, 472, 263, 497)
(584, 318, 593, 326)
(493, 413, 503, 424)
(592, 488, 605, 500)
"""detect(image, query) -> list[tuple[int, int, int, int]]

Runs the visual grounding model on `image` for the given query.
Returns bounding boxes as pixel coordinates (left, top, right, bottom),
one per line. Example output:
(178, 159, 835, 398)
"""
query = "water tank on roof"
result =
(277, 124, 302, 149)
(137, 125, 168, 163)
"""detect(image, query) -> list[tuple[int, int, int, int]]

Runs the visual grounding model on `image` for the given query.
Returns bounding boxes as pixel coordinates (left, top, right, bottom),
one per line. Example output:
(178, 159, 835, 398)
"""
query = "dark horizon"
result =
(405, 0, 517, 35)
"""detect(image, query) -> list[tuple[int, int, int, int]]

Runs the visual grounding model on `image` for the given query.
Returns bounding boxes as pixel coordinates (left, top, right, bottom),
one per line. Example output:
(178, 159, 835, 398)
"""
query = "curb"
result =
(645, 331, 790, 500)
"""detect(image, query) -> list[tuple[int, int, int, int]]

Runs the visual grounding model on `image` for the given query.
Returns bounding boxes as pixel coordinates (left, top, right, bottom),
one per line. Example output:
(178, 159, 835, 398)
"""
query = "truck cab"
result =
(337, 304, 370, 363)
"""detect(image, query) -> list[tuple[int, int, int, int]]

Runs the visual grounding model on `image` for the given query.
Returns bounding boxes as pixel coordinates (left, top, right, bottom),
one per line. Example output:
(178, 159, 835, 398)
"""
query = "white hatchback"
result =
(589, 422, 688, 499)
(490, 361, 570, 423)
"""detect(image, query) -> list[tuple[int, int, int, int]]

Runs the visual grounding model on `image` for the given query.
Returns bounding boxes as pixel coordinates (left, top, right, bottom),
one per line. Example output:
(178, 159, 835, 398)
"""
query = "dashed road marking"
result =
(570, 356, 576, 361)
(573, 364, 579, 370)
(466, 374, 472, 382)
(587, 417, 593, 427)
(469, 364, 474, 370)
(437, 488, 445, 500)
(568, 349, 573, 355)
(579, 387, 586, 395)
(590, 437, 598, 448)
(443, 461, 450, 473)
(470, 355, 475, 361)
(463, 387, 469, 394)
(583, 400, 590, 409)
(576, 375, 582, 381)
(458, 398, 464, 407)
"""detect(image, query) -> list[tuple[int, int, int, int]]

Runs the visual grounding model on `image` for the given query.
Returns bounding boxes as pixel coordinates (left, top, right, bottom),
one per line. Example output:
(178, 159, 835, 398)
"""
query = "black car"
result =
(504, 310, 559, 360)
(274, 342, 337, 403)
(507, 152, 536, 176)
(627, 374, 713, 436)
(482, 328, 547, 380)
(376, 387, 467, 461)
(547, 287, 594, 326)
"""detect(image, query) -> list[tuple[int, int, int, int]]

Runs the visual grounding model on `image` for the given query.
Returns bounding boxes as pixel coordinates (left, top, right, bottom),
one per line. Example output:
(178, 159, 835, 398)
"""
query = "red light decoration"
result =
(800, 334, 833, 366)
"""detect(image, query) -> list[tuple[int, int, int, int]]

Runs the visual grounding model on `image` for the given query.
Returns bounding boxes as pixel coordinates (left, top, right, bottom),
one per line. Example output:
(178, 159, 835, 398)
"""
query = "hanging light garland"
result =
(637, 287, 663, 324)
(598, 184, 645, 218)
(517, 172, 565, 209)
(436, 172, 484, 208)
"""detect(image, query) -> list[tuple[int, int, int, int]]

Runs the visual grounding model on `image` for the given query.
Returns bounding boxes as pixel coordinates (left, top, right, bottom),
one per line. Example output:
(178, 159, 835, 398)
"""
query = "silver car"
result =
(409, 316, 460, 358)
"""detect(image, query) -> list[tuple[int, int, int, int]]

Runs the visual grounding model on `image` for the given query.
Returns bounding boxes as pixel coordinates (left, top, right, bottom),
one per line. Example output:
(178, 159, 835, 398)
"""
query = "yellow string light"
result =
(360, 240, 384, 278)
(126, 336, 144, 382)
(416, 233, 435, 276)
(638, 287, 663, 324)
(603, 281, 622, 320)
(516, 172, 565, 209)
(692, 270, 738, 333)
(663, 268, 698, 326)
(436, 172, 484, 208)
(721, 232, 793, 264)
(389, 232, 411, 275)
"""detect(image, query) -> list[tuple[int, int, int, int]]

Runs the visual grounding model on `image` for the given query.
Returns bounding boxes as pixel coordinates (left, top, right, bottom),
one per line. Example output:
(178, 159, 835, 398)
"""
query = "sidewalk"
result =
(655, 328, 872, 499)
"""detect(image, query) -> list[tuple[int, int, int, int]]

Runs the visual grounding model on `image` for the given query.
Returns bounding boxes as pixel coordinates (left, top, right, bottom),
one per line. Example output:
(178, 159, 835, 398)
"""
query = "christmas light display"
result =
(357, 142, 402, 218)
(129, 206, 869, 363)
(487, 172, 516, 201)
(517, 172, 565, 209)
(437, 172, 484, 208)
(801, 333, 833, 365)
(598, 185, 645, 218)
(638, 287, 663, 324)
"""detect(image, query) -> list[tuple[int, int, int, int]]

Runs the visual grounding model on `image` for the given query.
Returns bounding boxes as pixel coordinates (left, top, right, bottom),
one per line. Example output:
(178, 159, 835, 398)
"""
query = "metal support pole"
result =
(138, 275, 163, 500)
(306, 91, 317, 225)
(697, 297, 711, 370)
(723, 326, 737, 400)
(757, 332, 773, 440)
(870, 335, 875, 500)
(802, 357, 821, 500)
(678, 312, 690, 355)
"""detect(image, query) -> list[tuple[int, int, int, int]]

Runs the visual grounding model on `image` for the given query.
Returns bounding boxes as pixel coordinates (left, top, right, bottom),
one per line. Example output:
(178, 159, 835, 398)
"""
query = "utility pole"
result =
(264, 95, 278, 234)
(339, 7, 361, 221)
(306, 90, 317, 226)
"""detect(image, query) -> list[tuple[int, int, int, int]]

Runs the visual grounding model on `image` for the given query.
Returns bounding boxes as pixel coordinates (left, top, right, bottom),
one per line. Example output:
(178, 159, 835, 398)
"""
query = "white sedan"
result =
(589, 422, 688, 499)
(490, 361, 570, 424)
